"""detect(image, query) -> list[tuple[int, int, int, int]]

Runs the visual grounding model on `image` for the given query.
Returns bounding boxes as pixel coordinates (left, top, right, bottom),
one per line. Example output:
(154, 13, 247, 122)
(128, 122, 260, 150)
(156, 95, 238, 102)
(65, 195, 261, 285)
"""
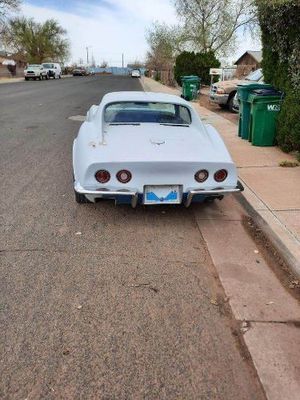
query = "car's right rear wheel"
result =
(228, 93, 236, 112)
(74, 190, 92, 204)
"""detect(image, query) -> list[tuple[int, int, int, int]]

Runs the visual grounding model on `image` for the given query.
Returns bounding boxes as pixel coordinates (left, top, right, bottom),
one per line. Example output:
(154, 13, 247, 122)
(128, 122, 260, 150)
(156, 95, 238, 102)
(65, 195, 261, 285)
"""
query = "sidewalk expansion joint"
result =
(238, 165, 280, 169)
(240, 320, 300, 327)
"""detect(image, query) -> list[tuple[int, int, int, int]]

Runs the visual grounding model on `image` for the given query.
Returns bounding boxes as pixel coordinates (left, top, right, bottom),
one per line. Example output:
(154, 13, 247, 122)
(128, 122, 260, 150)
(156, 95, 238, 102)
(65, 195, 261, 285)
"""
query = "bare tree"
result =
(145, 22, 184, 70)
(174, 0, 257, 56)
(127, 60, 144, 69)
(0, 0, 20, 34)
(100, 60, 108, 68)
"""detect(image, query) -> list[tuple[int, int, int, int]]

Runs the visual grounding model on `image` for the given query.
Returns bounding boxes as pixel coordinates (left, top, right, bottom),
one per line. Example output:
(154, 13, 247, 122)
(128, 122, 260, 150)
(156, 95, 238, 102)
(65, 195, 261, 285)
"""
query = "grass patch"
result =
(279, 160, 299, 168)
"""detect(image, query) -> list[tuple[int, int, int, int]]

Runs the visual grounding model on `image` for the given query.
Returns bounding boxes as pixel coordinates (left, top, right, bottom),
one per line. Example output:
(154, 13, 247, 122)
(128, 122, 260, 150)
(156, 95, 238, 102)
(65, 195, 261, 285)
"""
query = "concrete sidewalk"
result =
(142, 77, 300, 278)
(0, 75, 73, 84)
(0, 77, 24, 84)
(141, 77, 300, 400)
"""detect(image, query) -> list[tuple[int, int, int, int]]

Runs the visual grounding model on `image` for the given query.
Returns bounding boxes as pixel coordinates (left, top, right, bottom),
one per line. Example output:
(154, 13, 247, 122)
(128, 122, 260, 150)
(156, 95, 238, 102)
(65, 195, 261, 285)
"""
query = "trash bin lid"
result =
(252, 88, 282, 97)
(181, 75, 200, 80)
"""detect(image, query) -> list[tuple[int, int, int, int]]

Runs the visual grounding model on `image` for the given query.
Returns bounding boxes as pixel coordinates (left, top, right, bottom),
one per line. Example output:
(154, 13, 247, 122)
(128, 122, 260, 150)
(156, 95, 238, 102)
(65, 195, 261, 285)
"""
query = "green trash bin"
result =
(181, 76, 201, 101)
(237, 83, 272, 140)
(248, 88, 283, 146)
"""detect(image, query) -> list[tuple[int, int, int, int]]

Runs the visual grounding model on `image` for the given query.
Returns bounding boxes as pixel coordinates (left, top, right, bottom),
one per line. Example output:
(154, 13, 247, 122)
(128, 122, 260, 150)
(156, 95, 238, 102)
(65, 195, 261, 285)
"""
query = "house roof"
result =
(234, 50, 263, 65)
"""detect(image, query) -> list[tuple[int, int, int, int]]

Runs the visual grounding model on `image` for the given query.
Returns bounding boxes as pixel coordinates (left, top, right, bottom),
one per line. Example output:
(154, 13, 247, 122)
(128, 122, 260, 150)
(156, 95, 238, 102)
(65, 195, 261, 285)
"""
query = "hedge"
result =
(257, 0, 300, 151)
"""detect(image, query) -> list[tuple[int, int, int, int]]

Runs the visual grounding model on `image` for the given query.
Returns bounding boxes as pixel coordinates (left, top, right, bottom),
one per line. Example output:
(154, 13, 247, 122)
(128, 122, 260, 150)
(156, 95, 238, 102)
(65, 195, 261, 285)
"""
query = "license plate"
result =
(144, 185, 182, 204)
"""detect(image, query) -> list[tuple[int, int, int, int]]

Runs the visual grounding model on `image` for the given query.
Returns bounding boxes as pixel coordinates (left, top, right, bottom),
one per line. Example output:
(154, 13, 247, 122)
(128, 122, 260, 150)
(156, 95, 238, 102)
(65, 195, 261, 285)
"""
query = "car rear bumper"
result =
(74, 180, 244, 208)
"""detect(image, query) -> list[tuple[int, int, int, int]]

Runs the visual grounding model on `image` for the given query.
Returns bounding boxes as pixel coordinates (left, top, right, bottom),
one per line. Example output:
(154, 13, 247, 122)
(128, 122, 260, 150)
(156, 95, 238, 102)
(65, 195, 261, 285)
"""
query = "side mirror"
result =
(86, 105, 98, 122)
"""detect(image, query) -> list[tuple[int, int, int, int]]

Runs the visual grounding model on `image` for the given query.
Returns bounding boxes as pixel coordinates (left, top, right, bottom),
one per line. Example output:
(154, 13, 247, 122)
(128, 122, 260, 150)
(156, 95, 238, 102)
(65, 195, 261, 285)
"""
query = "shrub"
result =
(174, 51, 220, 86)
(257, 0, 300, 151)
(276, 92, 300, 152)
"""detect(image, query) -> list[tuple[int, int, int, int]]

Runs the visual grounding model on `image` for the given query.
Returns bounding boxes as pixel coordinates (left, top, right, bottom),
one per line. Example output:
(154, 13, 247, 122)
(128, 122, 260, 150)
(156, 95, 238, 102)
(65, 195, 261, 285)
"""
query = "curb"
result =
(236, 187, 300, 279)
(235, 193, 300, 278)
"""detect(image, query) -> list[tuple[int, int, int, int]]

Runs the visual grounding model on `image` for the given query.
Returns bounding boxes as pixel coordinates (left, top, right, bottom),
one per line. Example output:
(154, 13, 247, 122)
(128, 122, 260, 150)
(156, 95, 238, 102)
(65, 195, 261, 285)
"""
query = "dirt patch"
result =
(199, 92, 239, 125)
(243, 216, 300, 302)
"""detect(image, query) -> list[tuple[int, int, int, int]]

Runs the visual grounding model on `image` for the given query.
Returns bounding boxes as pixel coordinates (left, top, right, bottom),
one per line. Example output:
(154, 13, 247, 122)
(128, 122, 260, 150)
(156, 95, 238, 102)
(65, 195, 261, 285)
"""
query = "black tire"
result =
(25, 77, 29, 81)
(219, 104, 228, 109)
(53, 75, 56, 79)
(45, 74, 49, 80)
(205, 195, 224, 204)
(205, 197, 216, 204)
(59, 74, 61, 79)
(227, 92, 236, 112)
(74, 190, 92, 204)
(39, 75, 42, 81)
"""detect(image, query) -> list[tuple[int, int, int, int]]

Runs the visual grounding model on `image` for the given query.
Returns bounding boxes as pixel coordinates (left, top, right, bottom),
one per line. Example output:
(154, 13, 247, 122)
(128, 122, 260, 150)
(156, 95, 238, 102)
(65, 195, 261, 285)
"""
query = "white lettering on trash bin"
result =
(267, 104, 281, 112)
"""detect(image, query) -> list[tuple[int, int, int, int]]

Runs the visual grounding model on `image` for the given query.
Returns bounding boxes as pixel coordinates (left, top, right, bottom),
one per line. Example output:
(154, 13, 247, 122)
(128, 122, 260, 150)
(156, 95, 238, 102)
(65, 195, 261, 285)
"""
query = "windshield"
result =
(43, 63, 54, 68)
(104, 102, 192, 125)
(27, 64, 40, 68)
(245, 69, 263, 81)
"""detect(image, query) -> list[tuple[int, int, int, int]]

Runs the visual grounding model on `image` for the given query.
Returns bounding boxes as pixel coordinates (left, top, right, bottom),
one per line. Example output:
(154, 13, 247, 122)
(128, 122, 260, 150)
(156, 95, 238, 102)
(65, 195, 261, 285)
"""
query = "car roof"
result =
(102, 91, 190, 106)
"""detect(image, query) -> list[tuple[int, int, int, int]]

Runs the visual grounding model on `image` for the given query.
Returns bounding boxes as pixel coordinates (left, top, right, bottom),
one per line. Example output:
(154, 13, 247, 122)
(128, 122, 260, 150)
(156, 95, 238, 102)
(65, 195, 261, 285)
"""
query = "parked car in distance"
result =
(24, 64, 48, 81)
(87, 67, 95, 75)
(73, 91, 243, 207)
(131, 69, 141, 78)
(42, 62, 62, 79)
(73, 67, 88, 76)
(210, 68, 263, 112)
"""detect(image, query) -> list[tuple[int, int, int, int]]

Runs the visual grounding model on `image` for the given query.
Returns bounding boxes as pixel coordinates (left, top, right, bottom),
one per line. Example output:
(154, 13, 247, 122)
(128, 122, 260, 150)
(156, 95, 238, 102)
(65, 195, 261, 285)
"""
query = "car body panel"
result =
(73, 91, 242, 206)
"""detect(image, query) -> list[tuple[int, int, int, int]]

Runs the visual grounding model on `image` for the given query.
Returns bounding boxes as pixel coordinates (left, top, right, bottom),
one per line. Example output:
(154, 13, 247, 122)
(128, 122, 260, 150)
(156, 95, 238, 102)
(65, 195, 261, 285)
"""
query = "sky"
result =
(22, 0, 261, 67)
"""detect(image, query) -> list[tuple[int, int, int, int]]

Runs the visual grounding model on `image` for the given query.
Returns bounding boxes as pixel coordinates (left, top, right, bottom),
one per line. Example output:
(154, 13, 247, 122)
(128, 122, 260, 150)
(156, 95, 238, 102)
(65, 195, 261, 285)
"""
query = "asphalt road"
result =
(0, 76, 265, 399)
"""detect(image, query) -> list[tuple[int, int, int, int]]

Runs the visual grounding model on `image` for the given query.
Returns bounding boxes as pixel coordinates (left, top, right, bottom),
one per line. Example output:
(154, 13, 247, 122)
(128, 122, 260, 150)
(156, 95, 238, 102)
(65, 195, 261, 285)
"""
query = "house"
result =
(234, 50, 262, 78)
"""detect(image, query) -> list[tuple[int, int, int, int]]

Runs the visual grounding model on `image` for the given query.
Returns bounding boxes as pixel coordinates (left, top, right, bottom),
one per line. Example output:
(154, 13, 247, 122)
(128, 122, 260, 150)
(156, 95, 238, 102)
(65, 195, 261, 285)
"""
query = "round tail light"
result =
(116, 169, 132, 183)
(95, 169, 110, 183)
(214, 169, 228, 182)
(195, 169, 209, 183)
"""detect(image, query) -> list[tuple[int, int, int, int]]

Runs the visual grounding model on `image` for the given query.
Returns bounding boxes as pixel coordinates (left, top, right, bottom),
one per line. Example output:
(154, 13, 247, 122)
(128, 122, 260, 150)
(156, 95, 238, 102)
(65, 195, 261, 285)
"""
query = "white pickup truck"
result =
(210, 69, 263, 112)
(24, 64, 48, 81)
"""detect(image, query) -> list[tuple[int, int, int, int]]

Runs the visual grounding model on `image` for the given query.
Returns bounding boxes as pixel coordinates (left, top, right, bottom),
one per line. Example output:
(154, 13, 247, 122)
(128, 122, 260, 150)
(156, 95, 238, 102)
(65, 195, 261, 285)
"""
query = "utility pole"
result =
(86, 47, 89, 65)
(122, 53, 124, 68)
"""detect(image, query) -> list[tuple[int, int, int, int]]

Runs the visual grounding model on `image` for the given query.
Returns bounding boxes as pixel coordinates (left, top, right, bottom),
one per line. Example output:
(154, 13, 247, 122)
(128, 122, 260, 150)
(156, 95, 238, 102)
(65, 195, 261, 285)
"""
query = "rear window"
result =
(104, 102, 192, 125)
(245, 69, 263, 81)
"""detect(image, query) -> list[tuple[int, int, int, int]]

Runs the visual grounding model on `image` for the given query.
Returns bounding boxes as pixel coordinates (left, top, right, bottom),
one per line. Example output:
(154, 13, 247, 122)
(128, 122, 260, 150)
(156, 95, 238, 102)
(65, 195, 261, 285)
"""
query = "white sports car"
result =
(73, 91, 243, 207)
